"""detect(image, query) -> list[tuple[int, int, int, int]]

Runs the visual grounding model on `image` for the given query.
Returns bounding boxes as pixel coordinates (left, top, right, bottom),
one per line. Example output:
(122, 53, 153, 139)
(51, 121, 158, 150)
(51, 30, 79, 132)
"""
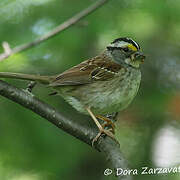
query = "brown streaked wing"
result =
(49, 55, 122, 87)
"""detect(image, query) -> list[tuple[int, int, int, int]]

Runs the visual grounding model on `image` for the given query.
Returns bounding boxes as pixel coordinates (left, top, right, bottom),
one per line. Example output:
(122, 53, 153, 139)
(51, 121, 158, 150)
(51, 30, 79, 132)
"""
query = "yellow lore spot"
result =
(127, 44, 138, 51)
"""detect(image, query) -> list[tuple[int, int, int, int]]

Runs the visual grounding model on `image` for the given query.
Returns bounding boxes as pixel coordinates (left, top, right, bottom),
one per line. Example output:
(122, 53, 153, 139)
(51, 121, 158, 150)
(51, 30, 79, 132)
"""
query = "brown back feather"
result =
(49, 55, 122, 87)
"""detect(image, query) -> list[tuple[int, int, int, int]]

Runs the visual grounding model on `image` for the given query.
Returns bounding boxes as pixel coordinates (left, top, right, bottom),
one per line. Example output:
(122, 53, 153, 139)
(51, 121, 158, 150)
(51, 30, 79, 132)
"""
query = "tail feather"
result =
(0, 72, 54, 84)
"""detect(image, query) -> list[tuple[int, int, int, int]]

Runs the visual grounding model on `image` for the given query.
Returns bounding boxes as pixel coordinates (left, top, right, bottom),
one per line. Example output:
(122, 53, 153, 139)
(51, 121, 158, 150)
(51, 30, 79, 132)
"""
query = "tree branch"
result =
(0, 80, 132, 180)
(0, 0, 109, 61)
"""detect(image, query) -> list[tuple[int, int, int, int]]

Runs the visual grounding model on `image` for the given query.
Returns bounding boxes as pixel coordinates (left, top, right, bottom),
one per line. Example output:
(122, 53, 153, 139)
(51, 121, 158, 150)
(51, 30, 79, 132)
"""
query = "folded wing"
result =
(49, 55, 122, 87)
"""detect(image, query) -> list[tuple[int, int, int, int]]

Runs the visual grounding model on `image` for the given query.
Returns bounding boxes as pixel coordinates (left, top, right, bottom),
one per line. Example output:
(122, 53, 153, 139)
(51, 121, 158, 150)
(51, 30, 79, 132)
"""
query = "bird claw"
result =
(92, 128, 116, 147)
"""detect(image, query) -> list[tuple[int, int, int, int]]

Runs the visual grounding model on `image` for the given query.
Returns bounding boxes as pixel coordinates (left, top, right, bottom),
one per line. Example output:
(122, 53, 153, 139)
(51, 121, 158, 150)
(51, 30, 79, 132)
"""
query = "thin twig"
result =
(0, 0, 109, 61)
(0, 80, 132, 180)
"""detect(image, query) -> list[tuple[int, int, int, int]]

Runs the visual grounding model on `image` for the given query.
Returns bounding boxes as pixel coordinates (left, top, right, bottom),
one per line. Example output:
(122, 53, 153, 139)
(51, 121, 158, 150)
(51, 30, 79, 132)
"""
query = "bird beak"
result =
(134, 52, 146, 63)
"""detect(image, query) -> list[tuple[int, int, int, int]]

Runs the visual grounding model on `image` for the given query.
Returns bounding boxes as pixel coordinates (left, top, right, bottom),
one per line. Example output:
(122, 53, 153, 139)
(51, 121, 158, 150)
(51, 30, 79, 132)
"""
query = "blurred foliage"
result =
(0, 0, 180, 180)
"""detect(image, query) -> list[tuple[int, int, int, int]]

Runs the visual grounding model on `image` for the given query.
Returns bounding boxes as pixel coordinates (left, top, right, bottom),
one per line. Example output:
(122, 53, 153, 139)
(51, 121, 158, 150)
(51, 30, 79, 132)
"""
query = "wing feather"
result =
(49, 55, 122, 87)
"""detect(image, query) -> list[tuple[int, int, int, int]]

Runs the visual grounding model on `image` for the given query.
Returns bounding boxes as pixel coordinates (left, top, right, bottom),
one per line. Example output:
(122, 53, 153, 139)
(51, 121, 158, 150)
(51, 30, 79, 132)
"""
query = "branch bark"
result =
(0, 0, 109, 61)
(0, 80, 132, 180)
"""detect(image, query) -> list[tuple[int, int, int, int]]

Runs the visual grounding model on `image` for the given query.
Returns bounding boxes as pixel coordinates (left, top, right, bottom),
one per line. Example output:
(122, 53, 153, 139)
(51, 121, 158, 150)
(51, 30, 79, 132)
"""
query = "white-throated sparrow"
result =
(0, 37, 145, 145)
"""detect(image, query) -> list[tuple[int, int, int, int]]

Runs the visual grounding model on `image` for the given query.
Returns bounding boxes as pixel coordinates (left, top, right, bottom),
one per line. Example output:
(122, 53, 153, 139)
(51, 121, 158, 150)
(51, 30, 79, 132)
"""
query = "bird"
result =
(0, 37, 145, 145)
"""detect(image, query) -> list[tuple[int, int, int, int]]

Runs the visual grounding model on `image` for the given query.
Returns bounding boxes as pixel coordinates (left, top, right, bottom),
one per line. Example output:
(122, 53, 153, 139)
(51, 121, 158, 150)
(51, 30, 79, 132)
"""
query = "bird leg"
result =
(96, 115, 115, 134)
(86, 107, 116, 146)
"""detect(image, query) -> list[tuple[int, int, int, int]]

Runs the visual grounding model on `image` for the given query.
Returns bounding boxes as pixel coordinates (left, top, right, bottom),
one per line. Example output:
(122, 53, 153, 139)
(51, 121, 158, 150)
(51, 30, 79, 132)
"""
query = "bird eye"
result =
(123, 47, 129, 52)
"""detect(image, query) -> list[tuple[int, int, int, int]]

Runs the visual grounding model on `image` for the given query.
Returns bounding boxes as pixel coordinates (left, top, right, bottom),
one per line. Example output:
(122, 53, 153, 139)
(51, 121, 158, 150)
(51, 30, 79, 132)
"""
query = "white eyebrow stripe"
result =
(108, 41, 130, 48)
(108, 40, 140, 50)
(130, 39, 140, 50)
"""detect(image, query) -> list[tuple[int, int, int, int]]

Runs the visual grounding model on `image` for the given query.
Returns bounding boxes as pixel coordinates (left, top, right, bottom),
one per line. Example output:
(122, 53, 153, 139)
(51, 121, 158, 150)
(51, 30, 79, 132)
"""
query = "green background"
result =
(0, 0, 180, 179)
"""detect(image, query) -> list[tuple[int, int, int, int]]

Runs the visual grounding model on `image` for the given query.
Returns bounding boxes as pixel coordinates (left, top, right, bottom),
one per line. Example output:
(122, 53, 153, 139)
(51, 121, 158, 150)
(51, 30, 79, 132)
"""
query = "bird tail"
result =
(0, 72, 54, 84)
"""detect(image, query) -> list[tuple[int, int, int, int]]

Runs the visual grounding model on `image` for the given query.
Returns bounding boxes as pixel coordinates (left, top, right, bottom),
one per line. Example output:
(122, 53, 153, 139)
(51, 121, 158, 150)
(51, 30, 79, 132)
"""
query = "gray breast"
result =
(76, 67, 142, 114)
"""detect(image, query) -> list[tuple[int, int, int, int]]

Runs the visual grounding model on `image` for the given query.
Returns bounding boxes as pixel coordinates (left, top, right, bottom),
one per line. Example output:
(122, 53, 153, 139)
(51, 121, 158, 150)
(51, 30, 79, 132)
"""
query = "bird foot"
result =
(96, 115, 115, 134)
(92, 127, 116, 147)
(85, 107, 118, 147)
